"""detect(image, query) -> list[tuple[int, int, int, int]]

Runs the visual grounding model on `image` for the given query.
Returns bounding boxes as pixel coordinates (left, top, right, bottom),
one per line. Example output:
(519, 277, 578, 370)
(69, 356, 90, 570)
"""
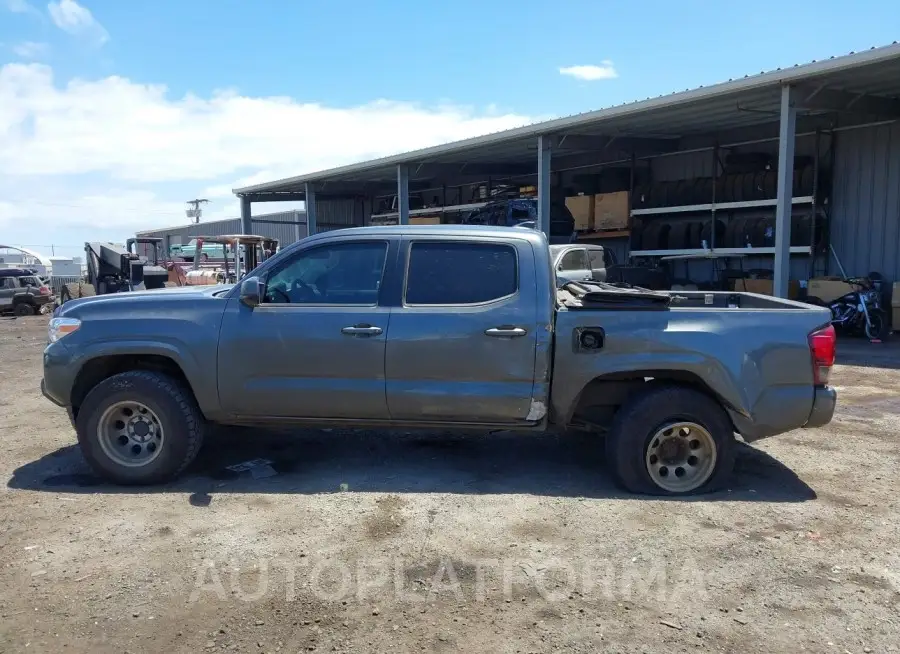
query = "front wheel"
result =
(606, 385, 736, 495)
(865, 309, 888, 340)
(75, 371, 205, 485)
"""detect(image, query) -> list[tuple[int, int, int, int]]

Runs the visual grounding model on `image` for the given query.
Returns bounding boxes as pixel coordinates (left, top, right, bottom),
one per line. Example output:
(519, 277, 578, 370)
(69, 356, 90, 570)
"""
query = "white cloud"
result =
(11, 41, 50, 59)
(0, 64, 536, 184)
(0, 63, 538, 251)
(47, 0, 108, 46)
(559, 61, 618, 81)
(5, 0, 40, 14)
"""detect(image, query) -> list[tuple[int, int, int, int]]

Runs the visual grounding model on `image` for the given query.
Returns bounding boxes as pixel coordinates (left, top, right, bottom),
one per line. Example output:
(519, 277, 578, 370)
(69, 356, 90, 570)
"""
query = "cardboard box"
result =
(807, 277, 857, 303)
(731, 278, 801, 300)
(892, 281, 900, 332)
(565, 195, 594, 231)
(410, 215, 441, 225)
(593, 191, 630, 231)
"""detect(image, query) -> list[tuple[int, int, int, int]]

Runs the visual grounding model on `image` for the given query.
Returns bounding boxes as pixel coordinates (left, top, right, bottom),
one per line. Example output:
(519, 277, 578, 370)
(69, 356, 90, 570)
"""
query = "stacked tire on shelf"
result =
(631, 158, 825, 251)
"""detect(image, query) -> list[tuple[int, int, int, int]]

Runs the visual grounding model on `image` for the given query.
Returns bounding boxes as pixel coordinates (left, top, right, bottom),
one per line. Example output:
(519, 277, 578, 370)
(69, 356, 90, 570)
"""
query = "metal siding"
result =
(317, 199, 360, 226)
(137, 211, 312, 249)
(831, 122, 900, 282)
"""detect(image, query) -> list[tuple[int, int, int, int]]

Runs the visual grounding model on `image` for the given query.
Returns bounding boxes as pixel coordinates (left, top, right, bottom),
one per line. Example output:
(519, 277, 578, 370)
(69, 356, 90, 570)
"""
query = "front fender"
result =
(72, 337, 219, 418)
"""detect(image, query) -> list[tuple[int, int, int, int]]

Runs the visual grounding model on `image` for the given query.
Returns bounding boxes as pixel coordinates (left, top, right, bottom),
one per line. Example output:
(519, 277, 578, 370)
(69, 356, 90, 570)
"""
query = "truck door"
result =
(217, 238, 395, 419)
(385, 235, 539, 423)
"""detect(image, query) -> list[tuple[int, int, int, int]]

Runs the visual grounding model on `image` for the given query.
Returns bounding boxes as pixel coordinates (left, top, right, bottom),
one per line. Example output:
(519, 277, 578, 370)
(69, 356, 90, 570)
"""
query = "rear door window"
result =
(405, 242, 517, 305)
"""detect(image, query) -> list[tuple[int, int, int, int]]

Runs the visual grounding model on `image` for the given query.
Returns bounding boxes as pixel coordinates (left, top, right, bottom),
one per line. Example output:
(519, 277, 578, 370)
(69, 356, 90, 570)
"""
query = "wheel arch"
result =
(566, 369, 739, 433)
(70, 352, 196, 421)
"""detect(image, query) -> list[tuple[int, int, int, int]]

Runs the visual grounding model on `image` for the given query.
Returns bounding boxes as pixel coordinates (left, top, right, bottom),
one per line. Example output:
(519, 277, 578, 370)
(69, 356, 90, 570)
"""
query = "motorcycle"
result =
(806, 275, 888, 340)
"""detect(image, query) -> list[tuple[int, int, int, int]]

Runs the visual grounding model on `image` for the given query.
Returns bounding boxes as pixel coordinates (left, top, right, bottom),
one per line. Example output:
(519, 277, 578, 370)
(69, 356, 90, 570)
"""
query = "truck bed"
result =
(551, 282, 833, 442)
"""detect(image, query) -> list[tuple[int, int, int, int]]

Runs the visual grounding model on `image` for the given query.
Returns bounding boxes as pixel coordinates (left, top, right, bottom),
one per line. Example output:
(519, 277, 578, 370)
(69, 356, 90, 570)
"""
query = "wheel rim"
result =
(96, 401, 164, 468)
(645, 421, 717, 493)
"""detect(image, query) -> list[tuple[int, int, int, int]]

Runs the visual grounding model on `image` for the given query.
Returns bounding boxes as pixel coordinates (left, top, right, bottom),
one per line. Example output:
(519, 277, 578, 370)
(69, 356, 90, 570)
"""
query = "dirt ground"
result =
(1, 315, 898, 654)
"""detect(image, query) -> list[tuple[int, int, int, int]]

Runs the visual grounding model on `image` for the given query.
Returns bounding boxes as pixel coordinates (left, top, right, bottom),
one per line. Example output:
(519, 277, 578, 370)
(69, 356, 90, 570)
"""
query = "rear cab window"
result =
(559, 248, 588, 271)
(404, 241, 518, 305)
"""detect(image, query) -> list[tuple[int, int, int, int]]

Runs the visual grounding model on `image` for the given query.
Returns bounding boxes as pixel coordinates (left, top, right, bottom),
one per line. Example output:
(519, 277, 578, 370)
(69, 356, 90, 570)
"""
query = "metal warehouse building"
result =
(231, 43, 900, 301)
(136, 207, 360, 252)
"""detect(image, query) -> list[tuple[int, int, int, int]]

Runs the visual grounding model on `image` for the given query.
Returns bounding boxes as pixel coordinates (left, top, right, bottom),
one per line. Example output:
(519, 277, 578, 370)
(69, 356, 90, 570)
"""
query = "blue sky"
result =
(1, 0, 899, 259)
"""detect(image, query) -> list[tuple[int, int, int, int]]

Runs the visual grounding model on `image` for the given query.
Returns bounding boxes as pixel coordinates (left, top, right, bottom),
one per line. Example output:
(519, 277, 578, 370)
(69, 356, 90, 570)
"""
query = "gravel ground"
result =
(1, 315, 898, 653)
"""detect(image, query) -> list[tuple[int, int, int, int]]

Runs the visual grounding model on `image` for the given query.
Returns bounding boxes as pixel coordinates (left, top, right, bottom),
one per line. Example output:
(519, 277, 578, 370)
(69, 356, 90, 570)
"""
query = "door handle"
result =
(341, 325, 383, 336)
(485, 326, 527, 338)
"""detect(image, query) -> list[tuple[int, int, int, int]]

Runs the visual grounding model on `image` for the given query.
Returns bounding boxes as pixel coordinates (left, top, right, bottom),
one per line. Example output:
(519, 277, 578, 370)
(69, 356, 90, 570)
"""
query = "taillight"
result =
(808, 324, 836, 385)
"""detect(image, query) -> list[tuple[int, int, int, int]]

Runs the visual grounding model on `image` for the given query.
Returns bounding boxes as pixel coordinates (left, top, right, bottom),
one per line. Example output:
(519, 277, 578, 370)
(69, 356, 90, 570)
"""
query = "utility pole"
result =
(185, 198, 209, 224)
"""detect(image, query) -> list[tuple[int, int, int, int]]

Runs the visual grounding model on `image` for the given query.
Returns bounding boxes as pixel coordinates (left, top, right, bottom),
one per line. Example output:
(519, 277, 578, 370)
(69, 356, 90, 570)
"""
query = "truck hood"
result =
(57, 284, 234, 316)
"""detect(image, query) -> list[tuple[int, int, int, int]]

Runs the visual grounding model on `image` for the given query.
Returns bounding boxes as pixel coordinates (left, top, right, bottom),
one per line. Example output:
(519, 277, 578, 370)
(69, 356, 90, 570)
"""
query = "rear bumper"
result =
(730, 385, 837, 442)
(803, 386, 837, 429)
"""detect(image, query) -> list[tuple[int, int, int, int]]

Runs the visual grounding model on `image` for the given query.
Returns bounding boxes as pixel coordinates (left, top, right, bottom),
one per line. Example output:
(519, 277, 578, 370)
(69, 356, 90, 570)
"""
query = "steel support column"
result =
(774, 85, 797, 298)
(305, 183, 317, 236)
(240, 196, 252, 235)
(537, 135, 552, 240)
(397, 165, 410, 225)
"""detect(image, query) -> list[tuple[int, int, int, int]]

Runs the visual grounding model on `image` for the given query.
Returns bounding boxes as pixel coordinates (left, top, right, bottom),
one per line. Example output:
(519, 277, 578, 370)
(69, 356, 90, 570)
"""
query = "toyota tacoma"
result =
(41, 225, 837, 495)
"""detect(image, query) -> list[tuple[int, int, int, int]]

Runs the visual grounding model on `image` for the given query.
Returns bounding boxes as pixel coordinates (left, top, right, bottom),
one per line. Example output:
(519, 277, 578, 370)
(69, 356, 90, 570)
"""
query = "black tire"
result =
(75, 371, 205, 485)
(605, 385, 736, 496)
(13, 302, 36, 316)
(865, 309, 888, 340)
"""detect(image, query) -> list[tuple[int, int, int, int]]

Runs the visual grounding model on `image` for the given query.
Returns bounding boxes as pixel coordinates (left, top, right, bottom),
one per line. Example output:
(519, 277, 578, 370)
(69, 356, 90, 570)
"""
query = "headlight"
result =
(48, 317, 81, 343)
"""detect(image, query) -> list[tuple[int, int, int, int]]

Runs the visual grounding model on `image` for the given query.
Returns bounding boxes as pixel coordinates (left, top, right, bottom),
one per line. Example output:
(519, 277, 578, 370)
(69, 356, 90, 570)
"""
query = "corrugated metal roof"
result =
(235, 43, 900, 194)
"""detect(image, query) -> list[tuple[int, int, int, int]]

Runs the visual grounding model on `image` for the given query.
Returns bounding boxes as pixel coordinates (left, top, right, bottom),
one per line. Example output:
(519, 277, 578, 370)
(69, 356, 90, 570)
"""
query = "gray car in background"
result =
(550, 244, 610, 287)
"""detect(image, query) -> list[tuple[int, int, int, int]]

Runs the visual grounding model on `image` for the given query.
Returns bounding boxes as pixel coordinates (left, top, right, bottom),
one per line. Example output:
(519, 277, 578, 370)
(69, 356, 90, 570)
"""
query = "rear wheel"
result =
(606, 385, 736, 495)
(13, 302, 35, 316)
(76, 371, 205, 485)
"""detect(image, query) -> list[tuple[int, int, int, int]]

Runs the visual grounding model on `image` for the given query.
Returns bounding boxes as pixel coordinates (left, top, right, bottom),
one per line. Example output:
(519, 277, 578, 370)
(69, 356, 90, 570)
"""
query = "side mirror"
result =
(239, 276, 263, 308)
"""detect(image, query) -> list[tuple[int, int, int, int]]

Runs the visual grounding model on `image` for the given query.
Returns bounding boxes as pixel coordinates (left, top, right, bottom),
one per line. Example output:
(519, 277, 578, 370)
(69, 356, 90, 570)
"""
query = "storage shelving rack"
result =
(626, 131, 832, 279)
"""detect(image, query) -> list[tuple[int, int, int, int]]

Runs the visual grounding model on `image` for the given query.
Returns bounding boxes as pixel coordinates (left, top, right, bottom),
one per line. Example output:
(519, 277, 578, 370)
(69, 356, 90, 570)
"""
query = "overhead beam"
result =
(795, 84, 900, 118)
(553, 134, 680, 154)
(407, 162, 536, 177)
(242, 192, 307, 203)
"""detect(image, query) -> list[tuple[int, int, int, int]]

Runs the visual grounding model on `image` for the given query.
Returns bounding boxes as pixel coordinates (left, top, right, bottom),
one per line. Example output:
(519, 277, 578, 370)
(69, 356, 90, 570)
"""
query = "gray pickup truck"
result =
(41, 225, 837, 495)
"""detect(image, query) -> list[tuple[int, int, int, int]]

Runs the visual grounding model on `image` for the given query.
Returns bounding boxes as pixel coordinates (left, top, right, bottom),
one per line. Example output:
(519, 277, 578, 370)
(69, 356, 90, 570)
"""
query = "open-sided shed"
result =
(234, 44, 900, 297)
